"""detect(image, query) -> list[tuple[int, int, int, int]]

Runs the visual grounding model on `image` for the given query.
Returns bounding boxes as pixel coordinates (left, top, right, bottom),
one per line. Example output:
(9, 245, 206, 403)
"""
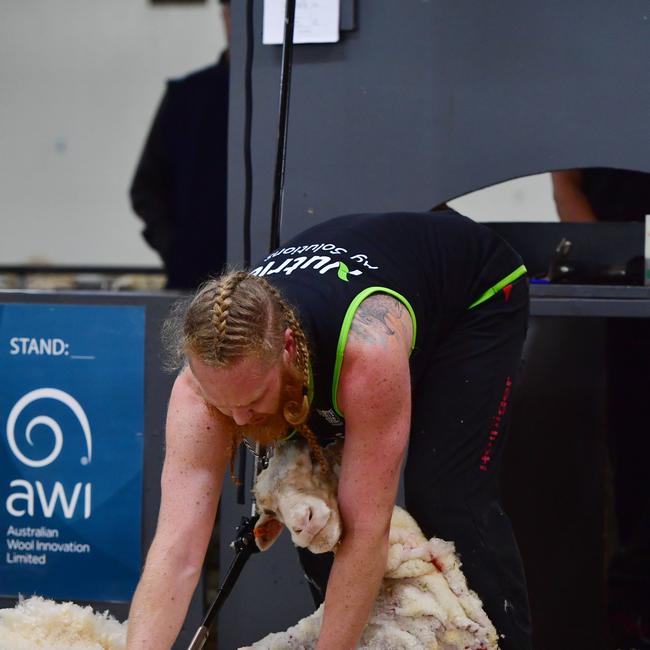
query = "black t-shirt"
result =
(252, 210, 524, 441)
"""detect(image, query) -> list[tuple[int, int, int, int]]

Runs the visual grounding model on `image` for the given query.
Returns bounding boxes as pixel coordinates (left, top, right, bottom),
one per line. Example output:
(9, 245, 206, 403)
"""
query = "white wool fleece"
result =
(0, 596, 126, 650)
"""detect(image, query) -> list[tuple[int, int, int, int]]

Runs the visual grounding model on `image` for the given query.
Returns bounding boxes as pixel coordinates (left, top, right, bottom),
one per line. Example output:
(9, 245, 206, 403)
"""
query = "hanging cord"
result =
(236, 0, 256, 505)
(242, 0, 254, 268)
(269, 0, 297, 251)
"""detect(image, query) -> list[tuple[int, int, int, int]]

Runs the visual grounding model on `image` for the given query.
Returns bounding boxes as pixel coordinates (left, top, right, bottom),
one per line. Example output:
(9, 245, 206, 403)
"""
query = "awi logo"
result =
(5, 388, 93, 520)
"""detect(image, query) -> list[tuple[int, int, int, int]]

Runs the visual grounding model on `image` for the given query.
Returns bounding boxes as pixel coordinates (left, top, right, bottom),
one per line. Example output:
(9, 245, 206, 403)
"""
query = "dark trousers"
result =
(299, 279, 532, 650)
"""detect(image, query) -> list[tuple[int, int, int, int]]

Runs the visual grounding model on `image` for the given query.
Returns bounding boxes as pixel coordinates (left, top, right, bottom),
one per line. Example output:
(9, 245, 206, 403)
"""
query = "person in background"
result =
(130, 0, 231, 290)
(551, 167, 650, 222)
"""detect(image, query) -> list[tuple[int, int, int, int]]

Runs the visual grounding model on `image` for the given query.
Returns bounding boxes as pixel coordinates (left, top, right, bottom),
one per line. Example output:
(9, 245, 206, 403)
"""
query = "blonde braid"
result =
(267, 287, 311, 416)
(183, 271, 284, 366)
(261, 281, 328, 473)
(210, 270, 250, 360)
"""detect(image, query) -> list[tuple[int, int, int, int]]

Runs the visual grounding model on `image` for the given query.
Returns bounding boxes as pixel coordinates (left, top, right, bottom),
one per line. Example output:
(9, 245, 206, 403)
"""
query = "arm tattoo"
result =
(349, 294, 410, 348)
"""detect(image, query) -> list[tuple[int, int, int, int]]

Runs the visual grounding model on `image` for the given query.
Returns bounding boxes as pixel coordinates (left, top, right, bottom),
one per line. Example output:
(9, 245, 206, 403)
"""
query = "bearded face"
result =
(201, 359, 306, 450)
(236, 362, 305, 445)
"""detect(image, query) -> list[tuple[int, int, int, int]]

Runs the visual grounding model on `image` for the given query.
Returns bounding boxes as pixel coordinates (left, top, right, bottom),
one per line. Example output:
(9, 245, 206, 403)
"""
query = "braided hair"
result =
(182, 271, 327, 476)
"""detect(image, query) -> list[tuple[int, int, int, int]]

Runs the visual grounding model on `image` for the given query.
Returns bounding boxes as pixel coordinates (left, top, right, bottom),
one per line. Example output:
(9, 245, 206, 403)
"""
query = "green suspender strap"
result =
(467, 264, 527, 310)
(330, 267, 526, 416)
(332, 287, 417, 417)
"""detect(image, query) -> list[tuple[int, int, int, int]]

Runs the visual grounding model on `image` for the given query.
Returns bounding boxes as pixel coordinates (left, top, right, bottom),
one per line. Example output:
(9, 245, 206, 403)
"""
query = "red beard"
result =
(237, 362, 305, 445)
(204, 362, 306, 447)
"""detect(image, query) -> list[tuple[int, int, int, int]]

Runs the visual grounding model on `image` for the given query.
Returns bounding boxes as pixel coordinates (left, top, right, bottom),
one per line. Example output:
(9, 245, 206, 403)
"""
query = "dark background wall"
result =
(227, 0, 650, 266)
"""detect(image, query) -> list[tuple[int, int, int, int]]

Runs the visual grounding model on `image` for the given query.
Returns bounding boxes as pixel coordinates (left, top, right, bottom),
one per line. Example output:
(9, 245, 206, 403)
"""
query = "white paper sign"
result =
(263, 0, 340, 45)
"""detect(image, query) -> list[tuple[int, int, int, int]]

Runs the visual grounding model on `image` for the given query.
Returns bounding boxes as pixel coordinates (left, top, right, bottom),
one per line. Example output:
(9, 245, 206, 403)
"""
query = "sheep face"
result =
(253, 441, 341, 554)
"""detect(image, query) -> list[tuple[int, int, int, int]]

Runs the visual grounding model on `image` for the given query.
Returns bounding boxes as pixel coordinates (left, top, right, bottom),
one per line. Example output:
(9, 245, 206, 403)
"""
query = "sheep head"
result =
(253, 439, 342, 554)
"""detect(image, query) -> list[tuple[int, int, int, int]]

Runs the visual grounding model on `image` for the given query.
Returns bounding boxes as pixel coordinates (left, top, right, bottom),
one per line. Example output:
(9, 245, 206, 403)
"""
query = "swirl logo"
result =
(6, 388, 92, 468)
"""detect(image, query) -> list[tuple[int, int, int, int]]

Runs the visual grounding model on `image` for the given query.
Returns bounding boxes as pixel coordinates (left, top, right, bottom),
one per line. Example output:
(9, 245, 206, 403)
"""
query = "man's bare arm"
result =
(127, 367, 229, 650)
(316, 294, 413, 649)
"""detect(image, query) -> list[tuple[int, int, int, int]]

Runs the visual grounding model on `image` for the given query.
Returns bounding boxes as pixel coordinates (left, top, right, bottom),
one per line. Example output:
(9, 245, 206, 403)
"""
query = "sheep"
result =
(242, 439, 500, 650)
(0, 596, 126, 650)
(252, 439, 343, 555)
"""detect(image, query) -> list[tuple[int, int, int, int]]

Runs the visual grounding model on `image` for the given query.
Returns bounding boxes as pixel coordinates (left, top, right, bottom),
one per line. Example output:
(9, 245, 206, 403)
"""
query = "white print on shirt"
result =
(250, 256, 364, 278)
(349, 253, 379, 270)
(253, 243, 380, 278)
(316, 409, 344, 427)
(264, 243, 349, 260)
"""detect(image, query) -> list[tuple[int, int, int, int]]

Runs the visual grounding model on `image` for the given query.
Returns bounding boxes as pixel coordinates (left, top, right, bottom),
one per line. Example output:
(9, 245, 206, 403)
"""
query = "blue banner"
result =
(0, 303, 145, 602)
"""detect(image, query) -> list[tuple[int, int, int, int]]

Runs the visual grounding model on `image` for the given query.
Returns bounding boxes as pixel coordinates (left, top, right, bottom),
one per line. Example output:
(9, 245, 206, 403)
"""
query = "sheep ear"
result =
(253, 512, 285, 551)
